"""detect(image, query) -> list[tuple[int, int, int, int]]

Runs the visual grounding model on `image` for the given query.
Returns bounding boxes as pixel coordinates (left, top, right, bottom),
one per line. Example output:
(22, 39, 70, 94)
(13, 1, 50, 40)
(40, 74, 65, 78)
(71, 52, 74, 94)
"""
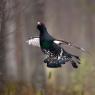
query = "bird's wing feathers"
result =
(26, 37, 40, 47)
(54, 39, 86, 53)
(26, 37, 87, 53)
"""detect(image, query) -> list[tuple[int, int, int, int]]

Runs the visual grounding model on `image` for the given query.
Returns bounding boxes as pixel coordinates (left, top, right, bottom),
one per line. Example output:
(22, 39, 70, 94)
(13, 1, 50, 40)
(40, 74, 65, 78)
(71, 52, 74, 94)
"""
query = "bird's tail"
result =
(43, 49, 80, 68)
(66, 53, 80, 68)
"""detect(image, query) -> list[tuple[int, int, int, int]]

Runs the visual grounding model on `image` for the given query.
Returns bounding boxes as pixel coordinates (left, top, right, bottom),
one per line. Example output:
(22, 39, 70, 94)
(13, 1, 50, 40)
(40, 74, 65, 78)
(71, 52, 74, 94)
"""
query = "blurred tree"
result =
(0, 0, 7, 94)
(0, 0, 95, 95)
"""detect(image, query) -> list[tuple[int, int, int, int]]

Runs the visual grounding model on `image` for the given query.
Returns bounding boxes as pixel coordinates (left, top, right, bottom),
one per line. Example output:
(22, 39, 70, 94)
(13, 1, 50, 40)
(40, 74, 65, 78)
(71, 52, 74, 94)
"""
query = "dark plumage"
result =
(37, 22, 80, 68)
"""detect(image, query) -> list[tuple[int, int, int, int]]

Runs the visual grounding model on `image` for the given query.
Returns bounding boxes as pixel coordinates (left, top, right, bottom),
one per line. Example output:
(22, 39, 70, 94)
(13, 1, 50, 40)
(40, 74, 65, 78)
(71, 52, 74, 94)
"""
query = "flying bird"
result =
(26, 22, 86, 68)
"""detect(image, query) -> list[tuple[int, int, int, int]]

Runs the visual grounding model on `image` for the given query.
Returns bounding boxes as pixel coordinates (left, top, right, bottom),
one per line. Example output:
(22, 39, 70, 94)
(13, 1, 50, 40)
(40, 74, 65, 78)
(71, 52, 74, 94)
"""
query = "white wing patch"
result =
(26, 38, 40, 47)
(53, 40, 62, 45)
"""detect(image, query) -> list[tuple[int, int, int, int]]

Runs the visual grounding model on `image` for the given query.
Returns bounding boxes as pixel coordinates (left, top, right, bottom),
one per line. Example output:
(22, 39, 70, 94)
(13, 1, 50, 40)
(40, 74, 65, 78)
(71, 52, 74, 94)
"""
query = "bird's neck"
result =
(39, 30, 54, 49)
(39, 30, 50, 40)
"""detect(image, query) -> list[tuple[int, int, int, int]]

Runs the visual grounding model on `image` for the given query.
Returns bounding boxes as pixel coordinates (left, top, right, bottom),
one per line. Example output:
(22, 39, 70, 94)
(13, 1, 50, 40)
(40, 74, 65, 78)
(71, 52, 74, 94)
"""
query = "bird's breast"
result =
(40, 40, 52, 49)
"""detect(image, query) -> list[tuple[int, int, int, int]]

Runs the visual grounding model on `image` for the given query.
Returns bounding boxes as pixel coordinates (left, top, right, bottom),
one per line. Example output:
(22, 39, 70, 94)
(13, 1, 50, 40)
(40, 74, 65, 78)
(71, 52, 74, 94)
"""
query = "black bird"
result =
(26, 21, 86, 68)
(37, 22, 80, 68)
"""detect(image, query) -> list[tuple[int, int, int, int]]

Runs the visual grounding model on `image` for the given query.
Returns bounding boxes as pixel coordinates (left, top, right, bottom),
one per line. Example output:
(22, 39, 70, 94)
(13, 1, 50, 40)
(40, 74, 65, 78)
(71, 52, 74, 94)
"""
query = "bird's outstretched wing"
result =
(26, 37, 40, 47)
(54, 39, 87, 53)
(26, 37, 87, 53)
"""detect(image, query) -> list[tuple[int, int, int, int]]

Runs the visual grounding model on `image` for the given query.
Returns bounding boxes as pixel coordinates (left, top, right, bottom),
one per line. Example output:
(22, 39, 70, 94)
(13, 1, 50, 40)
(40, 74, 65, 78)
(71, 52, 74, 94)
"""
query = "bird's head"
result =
(37, 21, 47, 33)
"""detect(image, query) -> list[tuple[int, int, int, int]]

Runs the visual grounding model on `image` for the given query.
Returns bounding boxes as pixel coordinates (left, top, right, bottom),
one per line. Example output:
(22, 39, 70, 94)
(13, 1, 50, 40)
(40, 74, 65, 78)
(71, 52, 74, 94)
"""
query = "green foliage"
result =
(4, 82, 17, 95)
(1, 55, 95, 95)
(36, 90, 44, 95)
(48, 71, 52, 79)
(80, 0, 87, 7)
(68, 55, 93, 95)
(80, 0, 95, 13)
(88, 5, 95, 13)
